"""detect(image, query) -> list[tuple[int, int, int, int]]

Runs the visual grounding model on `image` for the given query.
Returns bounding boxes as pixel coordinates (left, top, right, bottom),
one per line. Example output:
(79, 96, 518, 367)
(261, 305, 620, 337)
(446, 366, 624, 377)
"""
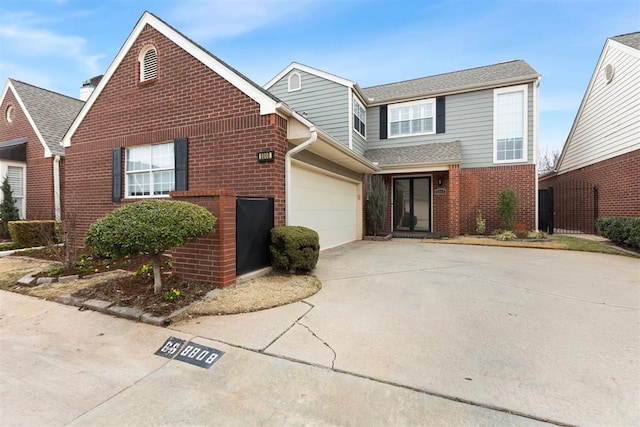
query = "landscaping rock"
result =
(58, 275, 80, 283)
(17, 274, 37, 286)
(57, 294, 87, 307)
(36, 277, 57, 285)
(140, 313, 171, 326)
(82, 299, 113, 313)
(106, 306, 143, 321)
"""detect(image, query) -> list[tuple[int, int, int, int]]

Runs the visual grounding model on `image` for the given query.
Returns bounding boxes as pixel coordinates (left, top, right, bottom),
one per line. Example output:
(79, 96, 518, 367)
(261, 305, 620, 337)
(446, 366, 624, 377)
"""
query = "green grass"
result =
(551, 235, 638, 257)
(0, 241, 19, 251)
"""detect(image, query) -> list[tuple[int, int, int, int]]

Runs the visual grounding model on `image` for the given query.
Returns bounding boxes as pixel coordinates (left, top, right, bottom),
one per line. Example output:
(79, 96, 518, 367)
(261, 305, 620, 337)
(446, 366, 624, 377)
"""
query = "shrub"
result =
(496, 188, 518, 231)
(0, 176, 20, 238)
(596, 217, 640, 250)
(475, 209, 486, 235)
(494, 230, 517, 241)
(527, 230, 547, 240)
(366, 175, 388, 236)
(270, 226, 319, 272)
(8, 221, 60, 248)
(85, 200, 216, 294)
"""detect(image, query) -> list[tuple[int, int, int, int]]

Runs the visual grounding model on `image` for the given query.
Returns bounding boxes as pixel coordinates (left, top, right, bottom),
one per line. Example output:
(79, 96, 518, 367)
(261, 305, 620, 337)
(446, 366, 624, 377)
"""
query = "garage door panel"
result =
(291, 165, 359, 249)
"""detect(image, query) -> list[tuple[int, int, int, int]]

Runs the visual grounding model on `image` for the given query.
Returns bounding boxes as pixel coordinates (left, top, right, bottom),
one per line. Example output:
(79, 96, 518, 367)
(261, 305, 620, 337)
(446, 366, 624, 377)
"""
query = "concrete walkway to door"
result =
(175, 240, 640, 426)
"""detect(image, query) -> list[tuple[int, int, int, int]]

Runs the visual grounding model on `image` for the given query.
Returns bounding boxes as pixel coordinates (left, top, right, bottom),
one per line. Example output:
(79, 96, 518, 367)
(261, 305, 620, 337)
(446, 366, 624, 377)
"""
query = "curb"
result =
(57, 293, 173, 327)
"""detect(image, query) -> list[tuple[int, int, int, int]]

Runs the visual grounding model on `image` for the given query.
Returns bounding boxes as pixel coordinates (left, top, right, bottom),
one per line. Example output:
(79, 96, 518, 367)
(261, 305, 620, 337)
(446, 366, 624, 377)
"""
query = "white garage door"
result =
(290, 163, 361, 250)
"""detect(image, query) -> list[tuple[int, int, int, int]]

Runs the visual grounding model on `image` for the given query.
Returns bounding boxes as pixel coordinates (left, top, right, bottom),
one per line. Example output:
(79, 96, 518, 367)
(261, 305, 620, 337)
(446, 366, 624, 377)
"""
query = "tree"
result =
(0, 176, 20, 238)
(496, 188, 518, 232)
(538, 146, 561, 174)
(85, 200, 216, 294)
(366, 175, 388, 236)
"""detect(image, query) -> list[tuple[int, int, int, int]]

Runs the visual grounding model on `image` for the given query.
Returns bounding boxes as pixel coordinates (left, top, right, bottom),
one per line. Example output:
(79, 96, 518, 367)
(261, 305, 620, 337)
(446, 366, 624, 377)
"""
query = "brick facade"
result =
(540, 150, 640, 218)
(66, 24, 287, 238)
(365, 163, 536, 237)
(0, 88, 57, 220)
(65, 24, 288, 284)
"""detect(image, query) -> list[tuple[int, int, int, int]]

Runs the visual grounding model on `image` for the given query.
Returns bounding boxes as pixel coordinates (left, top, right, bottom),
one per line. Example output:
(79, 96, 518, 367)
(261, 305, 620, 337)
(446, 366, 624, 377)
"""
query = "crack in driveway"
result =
(295, 320, 337, 369)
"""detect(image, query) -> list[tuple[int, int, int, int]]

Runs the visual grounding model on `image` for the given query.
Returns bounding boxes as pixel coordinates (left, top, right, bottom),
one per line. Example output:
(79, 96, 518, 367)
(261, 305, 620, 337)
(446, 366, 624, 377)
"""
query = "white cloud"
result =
(165, 0, 317, 40)
(0, 10, 104, 78)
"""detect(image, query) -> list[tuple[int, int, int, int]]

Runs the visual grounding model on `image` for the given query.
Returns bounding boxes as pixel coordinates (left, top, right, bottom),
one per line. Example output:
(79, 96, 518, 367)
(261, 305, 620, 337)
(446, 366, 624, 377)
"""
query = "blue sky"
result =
(0, 0, 638, 157)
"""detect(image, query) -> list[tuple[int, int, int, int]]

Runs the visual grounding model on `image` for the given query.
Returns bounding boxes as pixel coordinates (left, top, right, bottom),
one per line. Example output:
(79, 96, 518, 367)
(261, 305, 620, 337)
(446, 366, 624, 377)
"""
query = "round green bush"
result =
(270, 226, 319, 272)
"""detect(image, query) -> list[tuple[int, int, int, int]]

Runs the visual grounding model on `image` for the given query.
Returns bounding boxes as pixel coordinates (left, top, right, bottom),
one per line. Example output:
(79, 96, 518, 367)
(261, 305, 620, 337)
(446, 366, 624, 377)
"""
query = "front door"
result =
(393, 177, 431, 232)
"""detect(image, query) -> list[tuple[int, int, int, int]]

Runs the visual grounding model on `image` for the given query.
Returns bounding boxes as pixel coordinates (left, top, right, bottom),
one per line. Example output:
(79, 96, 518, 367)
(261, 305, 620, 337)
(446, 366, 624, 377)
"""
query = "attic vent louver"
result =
(140, 47, 157, 82)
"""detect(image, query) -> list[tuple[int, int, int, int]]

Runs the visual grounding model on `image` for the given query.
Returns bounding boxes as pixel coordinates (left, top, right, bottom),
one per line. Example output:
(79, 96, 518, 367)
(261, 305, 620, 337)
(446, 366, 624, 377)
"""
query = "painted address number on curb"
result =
(155, 337, 224, 369)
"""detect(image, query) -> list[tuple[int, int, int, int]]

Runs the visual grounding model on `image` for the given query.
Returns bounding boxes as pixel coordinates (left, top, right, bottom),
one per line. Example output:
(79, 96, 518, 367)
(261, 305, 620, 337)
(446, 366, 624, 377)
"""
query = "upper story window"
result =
(494, 84, 527, 163)
(126, 142, 174, 197)
(353, 97, 366, 138)
(139, 46, 157, 82)
(288, 72, 301, 92)
(6, 105, 14, 123)
(388, 99, 435, 138)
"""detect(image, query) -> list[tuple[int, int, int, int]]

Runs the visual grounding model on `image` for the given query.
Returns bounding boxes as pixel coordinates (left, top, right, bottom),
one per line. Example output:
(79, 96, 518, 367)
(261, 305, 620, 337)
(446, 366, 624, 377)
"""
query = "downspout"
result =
(53, 155, 61, 221)
(285, 126, 317, 225)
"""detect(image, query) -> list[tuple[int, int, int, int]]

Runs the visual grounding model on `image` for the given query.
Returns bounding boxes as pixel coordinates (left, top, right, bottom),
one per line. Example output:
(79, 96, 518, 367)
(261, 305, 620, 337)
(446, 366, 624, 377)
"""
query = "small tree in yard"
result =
(496, 187, 518, 232)
(366, 175, 388, 236)
(0, 176, 20, 238)
(85, 200, 216, 295)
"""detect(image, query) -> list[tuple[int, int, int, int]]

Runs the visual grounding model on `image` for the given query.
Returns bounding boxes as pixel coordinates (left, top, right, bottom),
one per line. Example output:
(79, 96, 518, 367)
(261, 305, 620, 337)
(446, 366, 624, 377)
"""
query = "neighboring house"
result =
(0, 79, 83, 220)
(62, 12, 375, 287)
(539, 32, 639, 232)
(266, 61, 541, 235)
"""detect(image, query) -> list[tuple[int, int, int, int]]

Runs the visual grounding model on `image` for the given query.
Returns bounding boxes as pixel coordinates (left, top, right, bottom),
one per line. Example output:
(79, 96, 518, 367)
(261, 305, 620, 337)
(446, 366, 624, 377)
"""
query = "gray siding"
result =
(268, 70, 350, 148)
(352, 121, 366, 155)
(366, 83, 535, 168)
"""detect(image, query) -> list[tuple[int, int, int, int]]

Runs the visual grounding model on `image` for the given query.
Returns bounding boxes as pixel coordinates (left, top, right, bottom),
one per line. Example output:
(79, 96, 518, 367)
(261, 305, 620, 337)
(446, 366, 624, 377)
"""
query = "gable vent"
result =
(141, 47, 157, 81)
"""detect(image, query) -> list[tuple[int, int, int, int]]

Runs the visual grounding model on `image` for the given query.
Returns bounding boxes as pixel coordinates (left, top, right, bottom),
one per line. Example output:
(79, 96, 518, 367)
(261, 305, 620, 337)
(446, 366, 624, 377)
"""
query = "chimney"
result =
(79, 75, 103, 101)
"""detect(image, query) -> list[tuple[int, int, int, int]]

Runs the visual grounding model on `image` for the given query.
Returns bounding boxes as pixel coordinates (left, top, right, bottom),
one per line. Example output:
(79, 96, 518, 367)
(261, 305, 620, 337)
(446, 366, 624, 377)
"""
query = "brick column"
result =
(448, 164, 461, 237)
(170, 190, 236, 288)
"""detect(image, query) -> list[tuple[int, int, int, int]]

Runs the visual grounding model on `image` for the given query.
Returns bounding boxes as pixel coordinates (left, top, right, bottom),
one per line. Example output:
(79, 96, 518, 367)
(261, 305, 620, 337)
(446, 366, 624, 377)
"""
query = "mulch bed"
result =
(13, 247, 217, 317)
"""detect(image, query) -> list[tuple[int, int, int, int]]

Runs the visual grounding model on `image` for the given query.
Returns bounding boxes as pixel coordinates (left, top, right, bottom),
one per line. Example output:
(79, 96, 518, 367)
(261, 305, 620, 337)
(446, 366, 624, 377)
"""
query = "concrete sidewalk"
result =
(0, 291, 542, 426)
(1, 240, 638, 426)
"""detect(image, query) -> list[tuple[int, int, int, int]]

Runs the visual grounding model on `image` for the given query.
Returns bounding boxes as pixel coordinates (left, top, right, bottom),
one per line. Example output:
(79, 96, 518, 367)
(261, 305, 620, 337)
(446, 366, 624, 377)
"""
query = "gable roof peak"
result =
(610, 32, 640, 50)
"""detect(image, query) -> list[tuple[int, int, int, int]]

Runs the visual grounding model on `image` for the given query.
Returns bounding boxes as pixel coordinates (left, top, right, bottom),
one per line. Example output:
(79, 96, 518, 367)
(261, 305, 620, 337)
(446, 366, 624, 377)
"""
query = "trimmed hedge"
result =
(8, 220, 61, 248)
(270, 226, 320, 272)
(595, 217, 640, 250)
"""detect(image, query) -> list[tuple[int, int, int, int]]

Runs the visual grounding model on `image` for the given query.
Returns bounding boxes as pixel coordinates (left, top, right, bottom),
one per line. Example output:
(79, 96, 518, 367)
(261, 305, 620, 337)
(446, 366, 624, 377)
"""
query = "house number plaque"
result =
(155, 336, 224, 369)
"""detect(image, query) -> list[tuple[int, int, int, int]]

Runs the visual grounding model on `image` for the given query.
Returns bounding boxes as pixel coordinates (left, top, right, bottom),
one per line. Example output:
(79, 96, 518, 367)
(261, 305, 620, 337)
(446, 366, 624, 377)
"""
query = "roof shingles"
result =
(10, 79, 84, 156)
(361, 60, 539, 103)
(364, 141, 462, 167)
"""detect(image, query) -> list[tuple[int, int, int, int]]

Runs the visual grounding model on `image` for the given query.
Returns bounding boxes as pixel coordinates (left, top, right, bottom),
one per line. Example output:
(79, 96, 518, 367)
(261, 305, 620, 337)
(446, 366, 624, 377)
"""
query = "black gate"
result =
(538, 187, 554, 233)
(236, 197, 274, 275)
(539, 181, 599, 235)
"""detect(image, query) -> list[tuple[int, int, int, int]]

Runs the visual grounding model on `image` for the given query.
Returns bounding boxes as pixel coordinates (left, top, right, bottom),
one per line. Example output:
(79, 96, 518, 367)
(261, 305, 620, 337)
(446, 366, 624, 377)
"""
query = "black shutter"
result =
(112, 148, 122, 202)
(436, 97, 445, 134)
(379, 105, 388, 139)
(174, 137, 188, 191)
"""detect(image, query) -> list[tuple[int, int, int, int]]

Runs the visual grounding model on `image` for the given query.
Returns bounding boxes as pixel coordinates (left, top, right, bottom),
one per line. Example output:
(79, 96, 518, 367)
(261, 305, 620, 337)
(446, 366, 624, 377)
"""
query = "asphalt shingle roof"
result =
(612, 32, 640, 50)
(10, 79, 84, 156)
(364, 141, 462, 167)
(361, 60, 539, 103)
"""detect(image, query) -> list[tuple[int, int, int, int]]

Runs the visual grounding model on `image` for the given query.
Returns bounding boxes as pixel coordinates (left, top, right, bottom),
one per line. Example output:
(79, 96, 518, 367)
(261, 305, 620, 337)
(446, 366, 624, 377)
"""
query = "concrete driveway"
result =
(1, 240, 638, 426)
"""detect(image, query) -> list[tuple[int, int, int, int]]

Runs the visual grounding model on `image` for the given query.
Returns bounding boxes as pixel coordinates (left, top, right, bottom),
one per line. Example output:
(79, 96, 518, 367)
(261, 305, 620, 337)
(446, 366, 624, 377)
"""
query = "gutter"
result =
(285, 126, 317, 225)
(53, 155, 61, 221)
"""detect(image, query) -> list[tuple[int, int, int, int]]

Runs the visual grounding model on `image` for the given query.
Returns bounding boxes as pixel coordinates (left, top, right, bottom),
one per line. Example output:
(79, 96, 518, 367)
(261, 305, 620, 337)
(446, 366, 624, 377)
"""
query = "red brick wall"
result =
(540, 150, 640, 218)
(171, 190, 236, 287)
(460, 164, 536, 234)
(0, 88, 56, 219)
(65, 24, 288, 241)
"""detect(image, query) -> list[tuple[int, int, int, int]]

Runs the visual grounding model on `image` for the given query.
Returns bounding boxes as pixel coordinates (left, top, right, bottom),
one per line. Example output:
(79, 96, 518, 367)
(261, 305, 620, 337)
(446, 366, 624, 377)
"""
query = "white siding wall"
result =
(559, 41, 640, 174)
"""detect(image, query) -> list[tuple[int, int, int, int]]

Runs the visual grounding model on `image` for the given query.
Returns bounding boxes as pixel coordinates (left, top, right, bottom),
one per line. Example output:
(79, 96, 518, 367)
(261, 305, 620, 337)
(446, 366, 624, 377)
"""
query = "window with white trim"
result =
(126, 142, 174, 197)
(388, 99, 435, 137)
(139, 46, 157, 82)
(353, 97, 366, 138)
(288, 72, 301, 92)
(7, 166, 24, 218)
(494, 85, 527, 163)
(6, 105, 14, 123)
